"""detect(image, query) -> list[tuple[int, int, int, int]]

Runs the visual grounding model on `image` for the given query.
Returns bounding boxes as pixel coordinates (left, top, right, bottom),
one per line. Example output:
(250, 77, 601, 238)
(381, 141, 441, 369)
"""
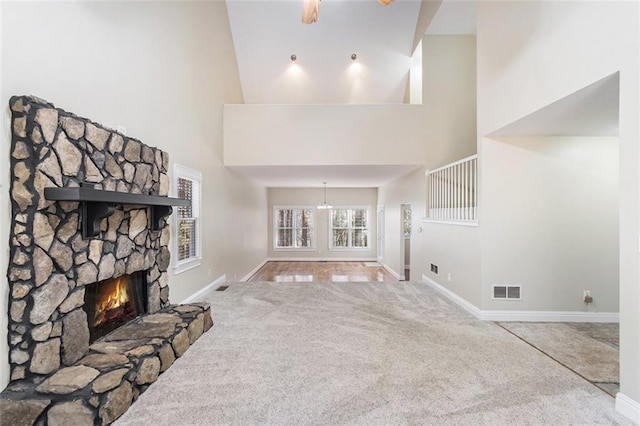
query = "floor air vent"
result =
(493, 285, 521, 300)
(216, 285, 229, 292)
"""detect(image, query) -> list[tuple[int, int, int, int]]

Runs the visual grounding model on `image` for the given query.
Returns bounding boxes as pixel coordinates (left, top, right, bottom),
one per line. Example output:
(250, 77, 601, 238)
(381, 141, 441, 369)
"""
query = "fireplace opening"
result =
(83, 271, 147, 343)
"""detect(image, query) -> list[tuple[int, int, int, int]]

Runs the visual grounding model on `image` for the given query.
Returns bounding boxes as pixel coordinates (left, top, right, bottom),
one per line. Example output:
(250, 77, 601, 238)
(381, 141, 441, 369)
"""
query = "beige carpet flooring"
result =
(115, 281, 631, 425)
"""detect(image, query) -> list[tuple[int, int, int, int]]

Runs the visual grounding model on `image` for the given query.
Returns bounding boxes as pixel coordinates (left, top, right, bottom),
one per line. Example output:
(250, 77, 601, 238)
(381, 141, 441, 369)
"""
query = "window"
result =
(403, 206, 412, 237)
(173, 164, 202, 274)
(330, 207, 369, 249)
(274, 207, 314, 249)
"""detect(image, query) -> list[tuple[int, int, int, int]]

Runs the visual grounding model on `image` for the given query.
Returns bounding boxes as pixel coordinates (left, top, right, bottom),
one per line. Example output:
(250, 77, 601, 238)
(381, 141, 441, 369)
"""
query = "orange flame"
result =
(93, 277, 130, 326)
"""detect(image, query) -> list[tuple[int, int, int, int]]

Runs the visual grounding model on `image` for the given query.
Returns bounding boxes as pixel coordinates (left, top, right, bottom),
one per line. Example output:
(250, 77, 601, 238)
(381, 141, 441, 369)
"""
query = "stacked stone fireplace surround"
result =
(1, 96, 213, 425)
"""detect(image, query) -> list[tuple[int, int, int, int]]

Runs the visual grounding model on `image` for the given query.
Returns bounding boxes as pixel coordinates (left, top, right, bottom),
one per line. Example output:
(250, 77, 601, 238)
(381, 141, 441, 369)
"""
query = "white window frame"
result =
(273, 206, 316, 251)
(173, 164, 202, 274)
(328, 206, 371, 251)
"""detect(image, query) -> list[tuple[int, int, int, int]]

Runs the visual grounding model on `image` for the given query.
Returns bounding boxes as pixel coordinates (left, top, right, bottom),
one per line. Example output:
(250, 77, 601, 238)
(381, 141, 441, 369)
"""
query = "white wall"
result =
(422, 35, 477, 169)
(224, 104, 430, 167)
(422, 224, 481, 307)
(0, 0, 7, 392)
(417, 34, 480, 300)
(223, 36, 476, 173)
(377, 167, 426, 279)
(409, 40, 423, 105)
(268, 187, 378, 260)
(481, 137, 619, 312)
(0, 1, 268, 389)
(476, 0, 639, 409)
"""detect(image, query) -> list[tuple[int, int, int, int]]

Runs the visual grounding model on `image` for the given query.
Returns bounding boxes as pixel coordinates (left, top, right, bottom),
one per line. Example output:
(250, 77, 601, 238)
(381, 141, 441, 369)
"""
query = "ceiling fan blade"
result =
(378, 0, 394, 5)
(302, 0, 320, 24)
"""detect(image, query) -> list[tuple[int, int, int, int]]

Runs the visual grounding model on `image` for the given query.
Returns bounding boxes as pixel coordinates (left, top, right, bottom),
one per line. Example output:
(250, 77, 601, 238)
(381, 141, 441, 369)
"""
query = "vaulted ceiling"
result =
(224, 0, 477, 187)
(226, 0, 423, 104)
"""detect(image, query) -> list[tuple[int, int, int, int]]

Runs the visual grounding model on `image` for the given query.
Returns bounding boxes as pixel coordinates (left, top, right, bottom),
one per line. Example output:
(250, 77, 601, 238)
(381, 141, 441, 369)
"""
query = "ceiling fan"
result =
(302, 0, 395, 24)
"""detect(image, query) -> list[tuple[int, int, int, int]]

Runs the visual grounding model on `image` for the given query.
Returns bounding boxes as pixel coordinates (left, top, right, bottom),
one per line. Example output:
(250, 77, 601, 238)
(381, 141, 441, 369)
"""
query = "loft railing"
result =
(425, 154, 478, 224)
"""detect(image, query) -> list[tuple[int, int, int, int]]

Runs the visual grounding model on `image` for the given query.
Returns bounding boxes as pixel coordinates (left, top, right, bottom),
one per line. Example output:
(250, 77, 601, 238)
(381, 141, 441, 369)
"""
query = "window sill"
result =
(272, 248, 317, 252)
(421, 218, 479, 227)
(174, 258, 202, 275)
(328, 247, 371, 252)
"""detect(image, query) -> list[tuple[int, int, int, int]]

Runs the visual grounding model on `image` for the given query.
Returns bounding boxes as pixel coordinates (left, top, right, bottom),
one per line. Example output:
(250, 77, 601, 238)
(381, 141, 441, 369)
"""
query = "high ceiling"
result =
(226, 0, 423, 104)
(225, 0, 477, 187)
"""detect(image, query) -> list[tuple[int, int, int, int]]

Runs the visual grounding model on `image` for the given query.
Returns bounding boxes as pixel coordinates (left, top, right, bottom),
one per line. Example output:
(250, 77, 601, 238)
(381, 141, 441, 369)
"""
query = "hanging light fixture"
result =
(302, 0, 320, 24)
(302, 0, 394, 24)
(317, 182, 333, 209)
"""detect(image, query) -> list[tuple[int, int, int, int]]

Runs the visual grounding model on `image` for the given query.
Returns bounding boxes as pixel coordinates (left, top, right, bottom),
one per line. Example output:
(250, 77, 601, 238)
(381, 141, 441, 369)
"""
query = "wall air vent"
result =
(493, 285, 521, 300)
(430, 263, 439, 274)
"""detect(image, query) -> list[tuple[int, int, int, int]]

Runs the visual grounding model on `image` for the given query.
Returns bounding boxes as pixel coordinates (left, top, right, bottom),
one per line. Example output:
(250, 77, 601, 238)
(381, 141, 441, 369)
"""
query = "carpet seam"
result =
(494, 322, 616, 399)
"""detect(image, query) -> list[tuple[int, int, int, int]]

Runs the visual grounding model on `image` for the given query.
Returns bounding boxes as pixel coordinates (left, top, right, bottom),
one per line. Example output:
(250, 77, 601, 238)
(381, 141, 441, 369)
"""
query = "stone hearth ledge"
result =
(0, 303, 213, 425)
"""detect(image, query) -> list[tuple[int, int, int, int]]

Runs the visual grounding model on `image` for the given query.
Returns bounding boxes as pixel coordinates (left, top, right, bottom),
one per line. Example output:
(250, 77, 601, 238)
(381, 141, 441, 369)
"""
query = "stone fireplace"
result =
(1, 96, 213, 425)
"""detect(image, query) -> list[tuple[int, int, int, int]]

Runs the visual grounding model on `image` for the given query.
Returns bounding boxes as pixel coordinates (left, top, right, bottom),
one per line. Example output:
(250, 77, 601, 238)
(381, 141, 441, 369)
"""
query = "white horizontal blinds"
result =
(426, 155, 478, 222)
(177, 177, 198, 261)
(276, 208, 314, 248)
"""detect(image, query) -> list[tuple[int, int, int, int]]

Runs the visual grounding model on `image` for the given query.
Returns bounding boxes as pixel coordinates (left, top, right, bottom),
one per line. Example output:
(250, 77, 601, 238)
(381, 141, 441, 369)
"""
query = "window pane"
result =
(352, 209, 367, 227)
(332, 229, 348, 247)
(277, 209, 293, 228)
(296, 209, 313, 228)
(178, 219, 196, 260)
(351, 229, 368, 247)
(332, 209, 348, 228)
(296, 228, 312, 248)
(277, 229, 293, 247)
(303, 209, 313, 227)
(177, 178, 193, 218)
(403, 208, 412, 237)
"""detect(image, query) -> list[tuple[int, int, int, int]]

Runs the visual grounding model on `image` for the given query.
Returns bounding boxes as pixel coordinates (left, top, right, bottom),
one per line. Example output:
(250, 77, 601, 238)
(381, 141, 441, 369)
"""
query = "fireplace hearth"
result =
(84, 271, 147, 343)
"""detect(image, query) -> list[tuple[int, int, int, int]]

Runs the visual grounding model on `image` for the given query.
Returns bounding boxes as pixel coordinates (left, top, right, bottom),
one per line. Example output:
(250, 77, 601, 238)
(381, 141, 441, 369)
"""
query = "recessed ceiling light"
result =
(351, 53, 357, 61)
(290, 54, 297, 63)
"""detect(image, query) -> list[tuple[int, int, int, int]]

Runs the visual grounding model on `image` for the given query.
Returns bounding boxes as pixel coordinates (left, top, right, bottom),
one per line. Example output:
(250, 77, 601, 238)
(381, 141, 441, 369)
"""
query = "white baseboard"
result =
(181, 274, 227, 304)
(479, 310, 619, 323)
(383, 263, 403, 281)
(616, 392, 640, 424)
(422, 274, 619, 323)
(422, 274, 483, 318)
(267, 257, 378, 262)
(240, 259, 269, 282)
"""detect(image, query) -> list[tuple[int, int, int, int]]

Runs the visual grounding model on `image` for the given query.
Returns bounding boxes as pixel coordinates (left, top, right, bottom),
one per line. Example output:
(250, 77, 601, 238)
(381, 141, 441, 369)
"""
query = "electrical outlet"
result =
(207, 269, 211, 277)
(583, 290, 593, 304)
(583, 290, 591, 299)
(447, 273, 451, 282)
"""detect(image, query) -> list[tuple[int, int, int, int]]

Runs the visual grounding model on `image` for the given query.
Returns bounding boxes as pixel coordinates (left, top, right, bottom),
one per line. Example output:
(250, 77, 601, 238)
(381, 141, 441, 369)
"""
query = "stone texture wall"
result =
(7, 96, 172, 384)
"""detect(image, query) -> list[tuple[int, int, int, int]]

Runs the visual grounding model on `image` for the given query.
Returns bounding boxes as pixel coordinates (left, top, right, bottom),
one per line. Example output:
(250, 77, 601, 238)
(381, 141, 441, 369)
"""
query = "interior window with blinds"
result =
(330, 208, 369, 249)
(274, 207, 314, 249)
(174, 165, 202, 273)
